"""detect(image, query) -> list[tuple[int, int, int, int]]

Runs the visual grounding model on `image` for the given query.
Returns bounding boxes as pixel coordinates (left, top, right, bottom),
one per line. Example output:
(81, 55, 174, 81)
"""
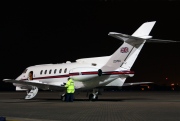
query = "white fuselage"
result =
(14, 61, 133, 90)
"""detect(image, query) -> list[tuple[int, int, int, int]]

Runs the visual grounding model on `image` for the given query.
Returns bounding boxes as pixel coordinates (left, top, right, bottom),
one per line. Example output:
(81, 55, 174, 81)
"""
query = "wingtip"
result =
(147, 21, 156, 23)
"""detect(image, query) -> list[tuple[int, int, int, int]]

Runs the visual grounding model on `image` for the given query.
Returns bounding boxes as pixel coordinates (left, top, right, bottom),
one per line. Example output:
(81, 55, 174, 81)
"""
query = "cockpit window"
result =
(23, 69, 28, 73)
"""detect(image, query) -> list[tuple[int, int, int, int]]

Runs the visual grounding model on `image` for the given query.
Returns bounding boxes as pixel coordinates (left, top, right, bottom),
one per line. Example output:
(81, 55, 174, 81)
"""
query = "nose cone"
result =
(16, 73, 26, 80)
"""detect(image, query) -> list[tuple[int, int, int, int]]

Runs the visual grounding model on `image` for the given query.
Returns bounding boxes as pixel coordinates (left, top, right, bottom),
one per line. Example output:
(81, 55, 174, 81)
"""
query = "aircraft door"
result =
(28, 71, 33, 81)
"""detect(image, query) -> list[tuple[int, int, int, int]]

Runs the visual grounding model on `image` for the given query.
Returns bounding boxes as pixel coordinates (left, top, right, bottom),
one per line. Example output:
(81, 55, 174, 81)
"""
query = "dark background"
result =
(1, 0, 180, 91)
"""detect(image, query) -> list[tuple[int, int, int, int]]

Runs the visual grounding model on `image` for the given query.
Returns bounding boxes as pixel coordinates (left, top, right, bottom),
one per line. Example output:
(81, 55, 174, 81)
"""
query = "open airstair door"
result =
(25, 86, 38, 100)
(25, 71, 38, 99)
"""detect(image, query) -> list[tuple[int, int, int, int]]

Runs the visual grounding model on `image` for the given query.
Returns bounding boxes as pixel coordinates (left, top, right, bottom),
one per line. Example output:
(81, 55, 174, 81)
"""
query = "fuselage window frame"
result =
(49, 69, 52, 74)
(40, 70, 43, 75)
(59, 69, 62, 73)
(54, 69, 57, 74)
(64, 68, 67, 73)
(44, 70, 47, 74)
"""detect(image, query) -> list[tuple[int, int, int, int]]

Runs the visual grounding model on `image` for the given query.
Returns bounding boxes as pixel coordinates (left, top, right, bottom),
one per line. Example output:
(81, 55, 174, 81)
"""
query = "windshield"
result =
(23, 69, 28, 73)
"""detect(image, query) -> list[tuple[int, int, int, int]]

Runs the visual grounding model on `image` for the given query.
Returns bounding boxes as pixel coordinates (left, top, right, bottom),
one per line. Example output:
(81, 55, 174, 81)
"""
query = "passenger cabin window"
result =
(59, 69, 62, 73)
(44, 70, 47, 74)
(29, 71, 33, 80)
(54, 69, 57, 74)
(64, 68, 67, 73)
(40, 70, 43, 75)
(49, 69, 52, 74)
(92, 63, 97, 66)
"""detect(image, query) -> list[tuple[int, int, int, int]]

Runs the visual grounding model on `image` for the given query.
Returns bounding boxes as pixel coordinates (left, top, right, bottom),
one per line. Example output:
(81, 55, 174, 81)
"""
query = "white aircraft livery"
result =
(3, 21, 177, 100)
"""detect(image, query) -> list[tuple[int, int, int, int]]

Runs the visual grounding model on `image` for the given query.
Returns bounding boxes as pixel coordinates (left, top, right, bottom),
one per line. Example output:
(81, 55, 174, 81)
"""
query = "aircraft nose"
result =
(16, 76, 21, 80)
(16, 73, 26, 80)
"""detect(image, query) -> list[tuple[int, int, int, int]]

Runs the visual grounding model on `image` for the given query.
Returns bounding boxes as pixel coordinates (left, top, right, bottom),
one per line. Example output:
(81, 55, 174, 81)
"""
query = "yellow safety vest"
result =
(65, 79, 75, 93)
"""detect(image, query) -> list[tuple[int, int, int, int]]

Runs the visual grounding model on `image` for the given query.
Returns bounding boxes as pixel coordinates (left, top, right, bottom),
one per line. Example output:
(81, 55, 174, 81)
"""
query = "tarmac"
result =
(0, 91, 180, 121)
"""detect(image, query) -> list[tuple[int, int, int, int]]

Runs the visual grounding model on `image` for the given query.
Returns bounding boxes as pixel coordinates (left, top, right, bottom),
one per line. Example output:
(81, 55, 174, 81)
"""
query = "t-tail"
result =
(101, 21, 177, 71)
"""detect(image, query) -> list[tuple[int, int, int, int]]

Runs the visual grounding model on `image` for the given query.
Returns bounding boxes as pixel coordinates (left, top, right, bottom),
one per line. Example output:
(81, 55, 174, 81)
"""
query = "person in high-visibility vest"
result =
(65, 77, 75, 102)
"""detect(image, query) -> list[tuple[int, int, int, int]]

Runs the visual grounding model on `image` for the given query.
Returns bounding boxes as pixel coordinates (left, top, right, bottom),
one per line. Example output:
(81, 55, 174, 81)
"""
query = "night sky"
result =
(1, 1, 180, 91)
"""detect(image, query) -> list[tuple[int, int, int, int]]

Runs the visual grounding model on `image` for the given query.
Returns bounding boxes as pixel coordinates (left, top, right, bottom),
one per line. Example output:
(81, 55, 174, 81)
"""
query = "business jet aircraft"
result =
(3, 21, 177, 101)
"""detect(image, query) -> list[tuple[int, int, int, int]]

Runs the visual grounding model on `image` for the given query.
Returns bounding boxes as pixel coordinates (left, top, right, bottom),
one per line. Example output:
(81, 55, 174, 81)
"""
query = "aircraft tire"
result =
(61, 94, 66, 101)
(89, 94, 94, 101)
(95, 95, 98, 100)
(89, 94, 98, 101)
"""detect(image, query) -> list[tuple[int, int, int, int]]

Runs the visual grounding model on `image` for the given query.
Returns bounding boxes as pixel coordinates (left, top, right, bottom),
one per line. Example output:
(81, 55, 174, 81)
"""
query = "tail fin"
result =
(132, 21, 156, 37)
(101, 21, 156, 71)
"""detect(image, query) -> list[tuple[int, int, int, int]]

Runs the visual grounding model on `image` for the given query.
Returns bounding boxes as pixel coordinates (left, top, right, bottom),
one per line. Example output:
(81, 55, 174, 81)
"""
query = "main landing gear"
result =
(61, 89, 99, 101)
(61, 93, 66, 101)
(88, 89, 99, 101)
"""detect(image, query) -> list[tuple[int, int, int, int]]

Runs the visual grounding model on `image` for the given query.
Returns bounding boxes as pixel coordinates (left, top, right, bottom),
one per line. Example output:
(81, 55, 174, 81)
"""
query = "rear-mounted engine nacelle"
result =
(69, 67, 102, 81)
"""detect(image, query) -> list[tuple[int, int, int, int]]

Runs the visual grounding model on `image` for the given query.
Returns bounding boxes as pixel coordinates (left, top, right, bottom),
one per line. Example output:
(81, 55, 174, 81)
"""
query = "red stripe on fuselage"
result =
(20, 71, 134, 81)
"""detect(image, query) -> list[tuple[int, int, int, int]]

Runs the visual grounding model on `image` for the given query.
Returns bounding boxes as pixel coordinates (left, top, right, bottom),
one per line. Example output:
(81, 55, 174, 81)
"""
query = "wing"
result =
(3, 79, 66, 91)
(123, 82, 153, 86)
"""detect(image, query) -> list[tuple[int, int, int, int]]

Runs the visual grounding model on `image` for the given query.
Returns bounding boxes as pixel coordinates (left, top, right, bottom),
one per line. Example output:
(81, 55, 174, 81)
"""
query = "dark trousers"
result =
(66, 93, 74, 102)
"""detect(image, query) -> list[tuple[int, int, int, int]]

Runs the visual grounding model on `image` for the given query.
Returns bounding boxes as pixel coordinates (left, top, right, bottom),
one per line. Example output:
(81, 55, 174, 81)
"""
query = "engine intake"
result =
(98, 69, 102, 76)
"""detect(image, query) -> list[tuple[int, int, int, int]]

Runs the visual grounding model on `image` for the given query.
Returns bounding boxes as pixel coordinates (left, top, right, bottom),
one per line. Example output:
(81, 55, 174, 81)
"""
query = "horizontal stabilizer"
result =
(108, 32, 178, 43)
(146, 38, 179, 43)
(108, 32, 152, 41)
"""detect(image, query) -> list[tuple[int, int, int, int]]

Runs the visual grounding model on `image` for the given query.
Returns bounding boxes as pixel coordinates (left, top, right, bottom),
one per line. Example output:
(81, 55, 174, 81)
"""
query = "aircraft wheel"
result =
(89, 94, 98, 101)
(89, 94, 94, 101)
(61, 94, 66, 101)
(95, 95, 98, 100)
